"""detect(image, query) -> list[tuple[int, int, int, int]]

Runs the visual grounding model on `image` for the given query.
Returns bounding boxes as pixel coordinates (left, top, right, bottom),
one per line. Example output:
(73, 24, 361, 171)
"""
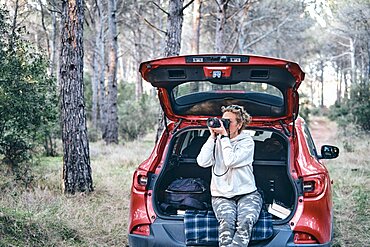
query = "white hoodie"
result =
(196, 132, 257, 198)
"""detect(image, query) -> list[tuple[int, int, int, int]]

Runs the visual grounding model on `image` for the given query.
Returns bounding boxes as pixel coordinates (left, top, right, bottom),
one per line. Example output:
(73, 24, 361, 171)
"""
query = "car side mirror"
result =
(319, 145, 339, 159)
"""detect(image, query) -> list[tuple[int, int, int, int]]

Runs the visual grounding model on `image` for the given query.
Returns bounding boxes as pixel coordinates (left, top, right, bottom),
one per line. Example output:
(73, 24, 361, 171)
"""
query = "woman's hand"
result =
(209, 120, 228, 138)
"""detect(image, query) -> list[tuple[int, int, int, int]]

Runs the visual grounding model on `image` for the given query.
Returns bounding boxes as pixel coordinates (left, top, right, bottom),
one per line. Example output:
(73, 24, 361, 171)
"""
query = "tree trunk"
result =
(96, 0, 106, 136)
(134, 2, 143, 100)
(10, 0, 19, 49)
(91, 46, 98, 129)
(190, 0, 202, 93)
(344, 70, 349, 100)
(336, 63, 342, 104)
(156, 0, 186, 143)
(104, 0, 119, 144)
(50, 9, 58, 79)
(350, 37, 356, 85)
(214, 0, 228, 53)
(117, 42, 125, 83)
(320, 60, 324, 107)
(60, 0, 93, 194)
(191, 0, 202, 54)
(135, 48, 143, 100)
(309, 79, 315, 106)
(150, 5, 158, 58)
(38, 0, 51, 66)
(163, 0, 185, 57)
(367, 39, 370, 82)
(91, 0, 104, 131)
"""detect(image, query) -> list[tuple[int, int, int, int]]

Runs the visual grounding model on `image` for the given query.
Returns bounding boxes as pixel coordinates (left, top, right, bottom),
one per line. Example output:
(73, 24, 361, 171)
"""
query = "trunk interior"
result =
(153, 128, 296, 221)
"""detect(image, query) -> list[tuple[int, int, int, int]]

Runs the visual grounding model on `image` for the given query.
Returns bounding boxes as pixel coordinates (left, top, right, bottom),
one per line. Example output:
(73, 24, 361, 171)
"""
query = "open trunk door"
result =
(139, 54, 305, 124)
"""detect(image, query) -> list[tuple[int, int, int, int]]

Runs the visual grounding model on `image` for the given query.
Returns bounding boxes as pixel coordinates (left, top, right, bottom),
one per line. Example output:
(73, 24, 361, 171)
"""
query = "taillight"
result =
(294, 232, 318, 244)
(303, 174, 326, 197)
(131, 224, 150, 236)
(133, 170, 148, 191)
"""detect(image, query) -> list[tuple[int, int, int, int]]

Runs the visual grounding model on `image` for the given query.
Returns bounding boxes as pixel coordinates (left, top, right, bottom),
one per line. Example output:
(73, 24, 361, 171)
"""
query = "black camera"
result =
(207, 117, 230, 129)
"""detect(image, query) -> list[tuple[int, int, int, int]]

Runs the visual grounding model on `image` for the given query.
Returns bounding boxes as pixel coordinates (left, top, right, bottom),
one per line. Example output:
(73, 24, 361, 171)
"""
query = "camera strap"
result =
(212, 137, 229, 177)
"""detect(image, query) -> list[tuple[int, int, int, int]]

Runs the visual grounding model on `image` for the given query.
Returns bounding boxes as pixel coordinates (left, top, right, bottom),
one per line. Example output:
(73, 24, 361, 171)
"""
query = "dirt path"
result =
(309, 116, 338, 148)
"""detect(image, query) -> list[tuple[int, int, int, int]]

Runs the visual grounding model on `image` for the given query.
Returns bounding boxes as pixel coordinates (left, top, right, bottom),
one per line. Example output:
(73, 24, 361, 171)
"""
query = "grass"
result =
(324, 127, 370, 247)
(0, 133, 156, 247)
(0, 206, 81, 246)
(0, 122, 369, 246)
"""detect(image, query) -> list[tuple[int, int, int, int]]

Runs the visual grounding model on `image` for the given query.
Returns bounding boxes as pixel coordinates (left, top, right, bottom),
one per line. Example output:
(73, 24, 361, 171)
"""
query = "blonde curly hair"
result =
(221, 105, 251, 133)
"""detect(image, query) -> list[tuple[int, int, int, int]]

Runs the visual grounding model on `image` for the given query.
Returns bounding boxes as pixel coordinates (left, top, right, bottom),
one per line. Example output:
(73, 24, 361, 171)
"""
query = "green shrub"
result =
(299, 99, 311, 123)
(350, 83, 370, 131)
(87, 127, 100, 143)
(310, 106, 321, 116)
(328, 101, 352, 129)
(0, 7, 58, 183)
(329, 83, 370, 131)
(119, 93, 158, 141)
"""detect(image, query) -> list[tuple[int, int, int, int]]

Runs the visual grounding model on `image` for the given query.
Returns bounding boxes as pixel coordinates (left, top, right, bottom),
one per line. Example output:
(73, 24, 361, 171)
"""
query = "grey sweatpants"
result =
(212, 191, 262, 247)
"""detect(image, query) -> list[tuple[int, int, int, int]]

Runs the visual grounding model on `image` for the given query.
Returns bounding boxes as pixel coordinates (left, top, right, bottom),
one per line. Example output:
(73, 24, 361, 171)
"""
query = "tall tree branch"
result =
(149, 1, 169, 16)
(329, 52, 351, 60)
(226, 0, 249, 21)
(134, 11, 166, 36)
(182, 0, 195, 12)
(37, 0, 51, 56)
(47, 0, 62, 15)
(244, 16, 290, 49)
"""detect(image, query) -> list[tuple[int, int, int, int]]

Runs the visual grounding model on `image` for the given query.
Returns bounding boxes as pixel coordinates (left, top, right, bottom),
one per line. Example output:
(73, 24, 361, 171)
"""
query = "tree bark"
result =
(91, 45, 98, 129)
(336, 62, 342, 104)
(344, 69, 349, 100)
(156, 0, 186, 143)
(50, 9, 58, 79)
(91, 0, 104, 131)
(60, 0, 93, 194)
(163, 0, 185, 57)
(349, 37, 356, 85)
(191, 0, 202, 54)
(104, 0, 119, 144)
(367, 39, 370, 82)
(96, 0, 107, 136)
(38, 0, 51, 64)
(320, 60, 324, 107)
(214, 0, 228, 53)
(134, 36, 143, 100)
(134, 2, 143, 100)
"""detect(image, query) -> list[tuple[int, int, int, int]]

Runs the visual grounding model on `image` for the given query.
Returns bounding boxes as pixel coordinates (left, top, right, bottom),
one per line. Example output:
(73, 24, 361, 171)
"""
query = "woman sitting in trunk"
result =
(197, 105, 262, 247)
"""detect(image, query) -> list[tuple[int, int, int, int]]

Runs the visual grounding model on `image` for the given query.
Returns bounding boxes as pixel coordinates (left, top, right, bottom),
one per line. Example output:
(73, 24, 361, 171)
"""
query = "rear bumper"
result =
(128, 220, 332, 247)
(129, 219, 185, 247)
(287, 244, 331, 247)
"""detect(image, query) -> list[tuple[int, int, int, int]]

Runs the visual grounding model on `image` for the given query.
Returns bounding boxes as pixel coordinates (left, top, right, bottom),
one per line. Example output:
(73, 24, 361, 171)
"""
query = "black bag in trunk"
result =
(164, 178, 210, 210)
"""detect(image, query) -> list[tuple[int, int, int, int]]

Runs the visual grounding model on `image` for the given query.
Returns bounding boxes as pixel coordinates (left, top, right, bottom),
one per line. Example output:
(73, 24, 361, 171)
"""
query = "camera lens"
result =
(207, 118, 221, 128)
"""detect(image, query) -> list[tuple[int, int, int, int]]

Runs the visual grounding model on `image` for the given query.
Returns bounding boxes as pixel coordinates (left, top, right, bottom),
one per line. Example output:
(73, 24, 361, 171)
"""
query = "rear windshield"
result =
(174, 81, 283, 103)
(171, 81, 285, 117)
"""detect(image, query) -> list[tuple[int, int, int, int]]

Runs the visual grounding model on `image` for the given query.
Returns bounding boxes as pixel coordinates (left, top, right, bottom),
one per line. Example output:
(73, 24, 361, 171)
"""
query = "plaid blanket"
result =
(184, 208, 273, 245)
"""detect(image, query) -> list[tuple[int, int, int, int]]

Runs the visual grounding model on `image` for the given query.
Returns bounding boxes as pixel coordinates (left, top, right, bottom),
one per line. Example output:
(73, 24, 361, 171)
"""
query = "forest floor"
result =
(309, 116, 338, 147)
(0, 117, 369, 246)
(309, 117, 369, 247)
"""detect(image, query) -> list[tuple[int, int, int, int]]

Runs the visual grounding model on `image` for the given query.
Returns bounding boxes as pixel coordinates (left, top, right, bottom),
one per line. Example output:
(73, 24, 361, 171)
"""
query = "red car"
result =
(128, 54, 339, 246)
